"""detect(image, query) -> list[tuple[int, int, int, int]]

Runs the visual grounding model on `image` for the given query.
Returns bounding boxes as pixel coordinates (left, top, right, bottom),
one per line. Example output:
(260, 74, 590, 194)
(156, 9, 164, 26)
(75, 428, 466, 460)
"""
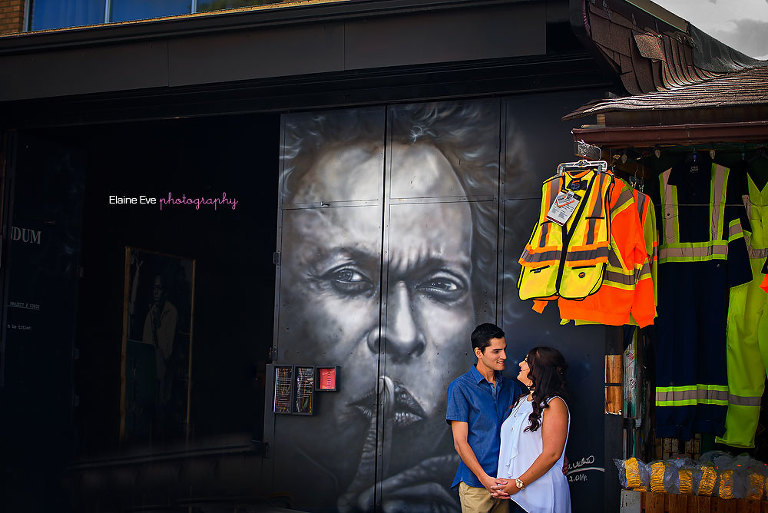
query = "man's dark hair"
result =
(471, 323, 505, 353)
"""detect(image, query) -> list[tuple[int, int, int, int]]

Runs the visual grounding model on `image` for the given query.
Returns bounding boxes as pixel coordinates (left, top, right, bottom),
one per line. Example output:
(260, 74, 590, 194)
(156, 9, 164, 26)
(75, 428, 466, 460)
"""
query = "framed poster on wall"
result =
(119, 247, 196, 442)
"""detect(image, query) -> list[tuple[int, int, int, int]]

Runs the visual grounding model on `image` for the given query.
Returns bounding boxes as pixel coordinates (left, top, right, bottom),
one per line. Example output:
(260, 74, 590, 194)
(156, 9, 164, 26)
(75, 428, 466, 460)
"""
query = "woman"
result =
(491, 346, 570, 513)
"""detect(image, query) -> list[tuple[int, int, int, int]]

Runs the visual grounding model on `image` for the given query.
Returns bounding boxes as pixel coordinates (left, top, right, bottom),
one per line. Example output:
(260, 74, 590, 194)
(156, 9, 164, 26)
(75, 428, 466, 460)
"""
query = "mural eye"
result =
(324, 267, 374, 295)
(416, 272, 467, 302)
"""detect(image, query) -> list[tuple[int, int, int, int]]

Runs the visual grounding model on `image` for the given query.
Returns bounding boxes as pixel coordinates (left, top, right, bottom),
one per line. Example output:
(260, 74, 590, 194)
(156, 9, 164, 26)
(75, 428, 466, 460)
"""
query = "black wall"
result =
(0, 113, 281, 511)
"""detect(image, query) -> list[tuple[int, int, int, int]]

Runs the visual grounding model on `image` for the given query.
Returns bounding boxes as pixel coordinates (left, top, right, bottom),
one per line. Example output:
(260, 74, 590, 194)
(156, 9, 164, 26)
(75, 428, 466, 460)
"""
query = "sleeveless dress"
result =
(496, 396, 571, 513)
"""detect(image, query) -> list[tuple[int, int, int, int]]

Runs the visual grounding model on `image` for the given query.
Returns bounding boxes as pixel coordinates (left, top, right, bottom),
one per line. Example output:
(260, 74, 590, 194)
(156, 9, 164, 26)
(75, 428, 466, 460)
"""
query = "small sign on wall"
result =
(294, 366, 315, 415)
(316, 366, 339, 391)
(273, 364, 337, 415)
(273, 366, 293, 414)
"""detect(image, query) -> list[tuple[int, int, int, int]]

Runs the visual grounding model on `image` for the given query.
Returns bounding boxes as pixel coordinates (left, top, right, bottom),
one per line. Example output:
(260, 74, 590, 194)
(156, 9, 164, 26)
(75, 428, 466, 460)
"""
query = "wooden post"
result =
(645, 492, 666, 513)
(605, 354, 623, 415)
(667, 493, 687, 513)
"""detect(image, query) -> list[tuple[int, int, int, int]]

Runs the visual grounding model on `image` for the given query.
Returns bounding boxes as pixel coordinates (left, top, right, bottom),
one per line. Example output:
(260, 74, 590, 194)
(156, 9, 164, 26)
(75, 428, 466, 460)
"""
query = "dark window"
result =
(109, 0, 191, 22)
(29, 0, 106, 31)
(196, 0, 276, 13)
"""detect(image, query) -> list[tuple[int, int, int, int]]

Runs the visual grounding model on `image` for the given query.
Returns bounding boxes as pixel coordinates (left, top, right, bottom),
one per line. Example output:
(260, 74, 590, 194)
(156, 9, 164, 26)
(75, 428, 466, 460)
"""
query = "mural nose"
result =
(383, 282, 426, 360)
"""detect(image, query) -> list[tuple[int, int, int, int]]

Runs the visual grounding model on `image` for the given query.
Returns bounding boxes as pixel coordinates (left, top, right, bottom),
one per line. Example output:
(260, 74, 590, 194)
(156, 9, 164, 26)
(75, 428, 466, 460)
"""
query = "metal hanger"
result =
(557, 159, 608, 175)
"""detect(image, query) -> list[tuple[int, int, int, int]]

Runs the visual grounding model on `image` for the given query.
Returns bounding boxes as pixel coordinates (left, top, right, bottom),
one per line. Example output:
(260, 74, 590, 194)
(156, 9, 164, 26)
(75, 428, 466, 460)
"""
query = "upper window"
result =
(110, 0, 191, 23)
(28, 0, 316, 31)
(29, 0, 106, 31)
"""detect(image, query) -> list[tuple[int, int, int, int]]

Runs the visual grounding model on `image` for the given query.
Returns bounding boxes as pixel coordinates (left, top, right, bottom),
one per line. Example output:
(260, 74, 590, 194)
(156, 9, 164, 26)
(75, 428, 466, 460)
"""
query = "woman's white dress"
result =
(496, 396, 571, 513)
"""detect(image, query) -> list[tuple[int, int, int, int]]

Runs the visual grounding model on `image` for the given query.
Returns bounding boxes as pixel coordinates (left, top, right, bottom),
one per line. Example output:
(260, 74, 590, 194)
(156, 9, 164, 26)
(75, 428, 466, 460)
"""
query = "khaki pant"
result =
(458, 482, 509, 513)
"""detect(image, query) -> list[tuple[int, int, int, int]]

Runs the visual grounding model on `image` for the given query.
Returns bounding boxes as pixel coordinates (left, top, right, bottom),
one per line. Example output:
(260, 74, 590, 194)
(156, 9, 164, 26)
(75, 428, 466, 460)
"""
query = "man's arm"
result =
(450, 420, 507, 493)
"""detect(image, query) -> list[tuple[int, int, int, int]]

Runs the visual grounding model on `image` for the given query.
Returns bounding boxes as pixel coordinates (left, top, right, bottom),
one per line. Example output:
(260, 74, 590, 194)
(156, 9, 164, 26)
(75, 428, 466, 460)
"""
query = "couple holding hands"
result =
(447, 323, 571, 513)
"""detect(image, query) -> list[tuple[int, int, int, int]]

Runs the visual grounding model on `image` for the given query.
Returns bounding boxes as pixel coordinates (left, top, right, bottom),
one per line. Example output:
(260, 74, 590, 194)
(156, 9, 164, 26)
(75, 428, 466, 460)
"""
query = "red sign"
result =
(318, 367, 337, 391)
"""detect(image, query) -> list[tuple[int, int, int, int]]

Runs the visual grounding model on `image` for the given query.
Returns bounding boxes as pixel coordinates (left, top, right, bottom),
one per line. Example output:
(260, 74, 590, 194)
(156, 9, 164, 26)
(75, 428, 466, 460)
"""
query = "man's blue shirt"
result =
(446, 366, 523, 488)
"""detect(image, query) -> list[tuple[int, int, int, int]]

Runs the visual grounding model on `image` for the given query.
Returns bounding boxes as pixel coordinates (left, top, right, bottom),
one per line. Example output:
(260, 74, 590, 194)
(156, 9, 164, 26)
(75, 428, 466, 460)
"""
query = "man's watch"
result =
(515, 478, 525, 489)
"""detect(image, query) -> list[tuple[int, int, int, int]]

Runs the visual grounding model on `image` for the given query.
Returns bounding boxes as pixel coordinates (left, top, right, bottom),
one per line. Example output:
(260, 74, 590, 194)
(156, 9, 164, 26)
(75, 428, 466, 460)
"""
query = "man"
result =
(447, 323, 523, 513)
(142, 273, 178, 436)
(274, 102, 503, 512)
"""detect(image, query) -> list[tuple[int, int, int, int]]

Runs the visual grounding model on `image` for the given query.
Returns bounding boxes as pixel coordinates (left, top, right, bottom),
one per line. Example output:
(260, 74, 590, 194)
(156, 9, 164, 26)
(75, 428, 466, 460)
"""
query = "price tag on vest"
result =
(547, 190, 580, 226)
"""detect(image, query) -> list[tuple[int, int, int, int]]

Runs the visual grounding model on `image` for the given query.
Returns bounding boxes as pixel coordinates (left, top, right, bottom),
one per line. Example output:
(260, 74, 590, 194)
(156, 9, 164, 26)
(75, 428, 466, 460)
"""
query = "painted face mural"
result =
(274, 102, 501, 512)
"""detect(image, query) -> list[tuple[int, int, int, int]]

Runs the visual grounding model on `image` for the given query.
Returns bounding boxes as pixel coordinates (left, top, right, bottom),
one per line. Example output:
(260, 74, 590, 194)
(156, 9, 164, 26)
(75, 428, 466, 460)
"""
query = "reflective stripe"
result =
(604, 269, 636, 286)
(608, 248, 622, 268)
(710, 165, 727, 241)
(539, 221, 551, 248)
(728, 220, 743, 238)
(743, 194, 752, 220)
(635, 190, 647, 218)
(749, 246, 768, 259)
(582, 171, 608, 247)
(655, 384, 729, 406)
(658, 242, 728, 263)
(564, 247, 610, 262)
(538, 180, 560, 248)
(614, 187, 635, 214)
(586, 218, 597, 245)
(635, 261, 651, 281)
(546, 179, 560, 210)
(520, 248, 561, 264)
(670, 186, 680, 243)
(744, 233, 768, 259)
(727, 219, 744, 242)
(660, 169, 677, 245)
(591, 174, 607, 218)
(728, 394, 762, 407)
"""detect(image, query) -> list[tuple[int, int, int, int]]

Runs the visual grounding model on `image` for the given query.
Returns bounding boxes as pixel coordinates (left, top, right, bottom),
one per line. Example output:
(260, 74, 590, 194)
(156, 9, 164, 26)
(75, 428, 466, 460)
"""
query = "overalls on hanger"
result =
(717, 165, 768, 448)
(654, 156, 752, 439)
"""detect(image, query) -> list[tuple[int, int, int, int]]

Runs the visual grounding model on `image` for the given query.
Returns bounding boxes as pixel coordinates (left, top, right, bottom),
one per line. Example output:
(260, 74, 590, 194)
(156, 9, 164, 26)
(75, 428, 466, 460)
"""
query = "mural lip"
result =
(349, 379, 426, 427)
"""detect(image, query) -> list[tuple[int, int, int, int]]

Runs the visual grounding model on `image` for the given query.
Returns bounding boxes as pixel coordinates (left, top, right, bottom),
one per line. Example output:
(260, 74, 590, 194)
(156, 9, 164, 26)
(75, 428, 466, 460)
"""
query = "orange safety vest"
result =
(556, 180, 655, 327)
(518, 166, 614, 301)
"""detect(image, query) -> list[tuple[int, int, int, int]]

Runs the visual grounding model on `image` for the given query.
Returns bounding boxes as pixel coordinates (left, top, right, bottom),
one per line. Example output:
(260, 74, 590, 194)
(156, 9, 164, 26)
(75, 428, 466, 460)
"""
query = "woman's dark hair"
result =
(516, 346, 568, 432)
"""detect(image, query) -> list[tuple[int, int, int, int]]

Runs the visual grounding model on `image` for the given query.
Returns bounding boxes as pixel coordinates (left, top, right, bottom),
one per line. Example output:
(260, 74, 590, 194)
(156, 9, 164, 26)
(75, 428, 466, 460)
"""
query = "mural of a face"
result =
(285, 141, 473, 418)
(275, 104, 499, 513)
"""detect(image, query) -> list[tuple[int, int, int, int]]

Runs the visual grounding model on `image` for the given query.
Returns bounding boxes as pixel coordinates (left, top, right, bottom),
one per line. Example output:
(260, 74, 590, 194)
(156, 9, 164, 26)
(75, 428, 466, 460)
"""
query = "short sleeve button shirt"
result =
(446, 366, 522, 488)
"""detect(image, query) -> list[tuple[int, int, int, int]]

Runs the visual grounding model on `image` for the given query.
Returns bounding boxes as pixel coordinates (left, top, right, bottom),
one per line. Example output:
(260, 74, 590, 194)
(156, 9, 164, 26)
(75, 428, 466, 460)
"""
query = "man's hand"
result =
(490, 480, 514, 499)
(478, 474, 500, 493)
(562, 454, 569, 475)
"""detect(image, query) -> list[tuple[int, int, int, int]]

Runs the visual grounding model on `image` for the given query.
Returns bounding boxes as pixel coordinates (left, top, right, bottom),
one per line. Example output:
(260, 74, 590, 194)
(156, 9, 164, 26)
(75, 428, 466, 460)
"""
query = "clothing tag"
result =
(568, 180, 584, 191)
(546, 190, 580, 226)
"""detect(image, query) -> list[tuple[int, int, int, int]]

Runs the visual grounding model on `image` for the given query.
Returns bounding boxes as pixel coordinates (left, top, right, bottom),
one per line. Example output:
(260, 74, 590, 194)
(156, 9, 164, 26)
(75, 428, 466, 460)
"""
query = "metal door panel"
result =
(272, 107, 386, 512)
(376, 100, 502, 512)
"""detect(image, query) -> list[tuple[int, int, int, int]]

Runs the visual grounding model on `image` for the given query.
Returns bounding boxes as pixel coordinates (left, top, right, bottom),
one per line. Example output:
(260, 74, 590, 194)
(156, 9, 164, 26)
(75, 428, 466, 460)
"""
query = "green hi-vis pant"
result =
(717, 257, 768, 448)
(718, 172, 768, 448)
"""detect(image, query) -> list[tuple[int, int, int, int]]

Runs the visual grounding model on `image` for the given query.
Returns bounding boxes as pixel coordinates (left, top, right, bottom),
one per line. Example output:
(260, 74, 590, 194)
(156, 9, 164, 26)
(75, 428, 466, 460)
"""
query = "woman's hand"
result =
(489, 479, 516, 498)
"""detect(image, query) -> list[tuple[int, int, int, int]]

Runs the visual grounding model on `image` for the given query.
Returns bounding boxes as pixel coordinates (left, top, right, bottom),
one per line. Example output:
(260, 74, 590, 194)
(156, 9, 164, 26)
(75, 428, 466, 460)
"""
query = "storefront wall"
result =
(269, 91, 614, 512)
(0, 2, 624, 512)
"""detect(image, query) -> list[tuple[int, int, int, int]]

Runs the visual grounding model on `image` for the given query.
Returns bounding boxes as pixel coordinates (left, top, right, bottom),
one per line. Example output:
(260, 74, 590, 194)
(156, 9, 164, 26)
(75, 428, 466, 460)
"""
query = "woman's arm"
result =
(493, 397, 569, 496)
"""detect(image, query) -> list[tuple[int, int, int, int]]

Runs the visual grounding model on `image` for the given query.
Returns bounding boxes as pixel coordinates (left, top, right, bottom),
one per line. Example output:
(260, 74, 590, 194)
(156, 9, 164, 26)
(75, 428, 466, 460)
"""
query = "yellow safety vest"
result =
(518, 167, 614, 300)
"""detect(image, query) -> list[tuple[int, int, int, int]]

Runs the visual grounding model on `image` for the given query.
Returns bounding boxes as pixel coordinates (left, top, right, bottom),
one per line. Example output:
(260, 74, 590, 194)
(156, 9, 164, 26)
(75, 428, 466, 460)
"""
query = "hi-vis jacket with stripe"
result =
(518, 166, 614, 301)
(653, 160, 752, 438)
(556, 179, 655, 327)
(657, 163, 750, 277)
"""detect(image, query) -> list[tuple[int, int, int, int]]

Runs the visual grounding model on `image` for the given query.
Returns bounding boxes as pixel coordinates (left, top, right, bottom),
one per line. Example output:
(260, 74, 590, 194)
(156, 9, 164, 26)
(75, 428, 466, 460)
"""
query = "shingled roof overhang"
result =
(566, 0, 768, 148)
(572, 121, 768, 148)
(565, 65, 768, 121)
